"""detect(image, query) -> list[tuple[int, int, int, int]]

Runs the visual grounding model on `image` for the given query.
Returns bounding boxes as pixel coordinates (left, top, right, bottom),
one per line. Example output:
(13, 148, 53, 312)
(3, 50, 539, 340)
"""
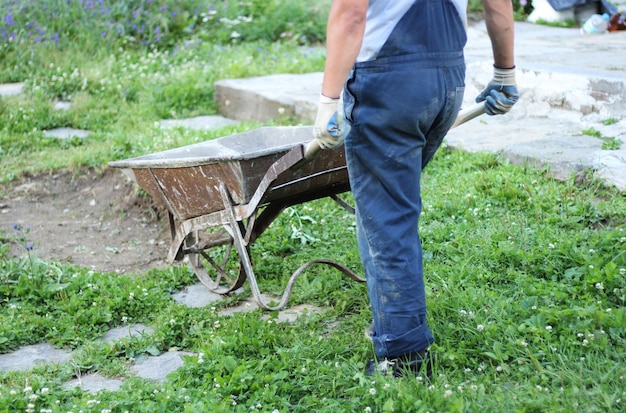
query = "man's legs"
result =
(344, 62, 464, 362)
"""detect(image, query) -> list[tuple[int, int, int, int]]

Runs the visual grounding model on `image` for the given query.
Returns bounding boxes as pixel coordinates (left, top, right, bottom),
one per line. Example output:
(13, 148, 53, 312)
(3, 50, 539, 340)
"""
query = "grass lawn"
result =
(1, 1, 625, 412)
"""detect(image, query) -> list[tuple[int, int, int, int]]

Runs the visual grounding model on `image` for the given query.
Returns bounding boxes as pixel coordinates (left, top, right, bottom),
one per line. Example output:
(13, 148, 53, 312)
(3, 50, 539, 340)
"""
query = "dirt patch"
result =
(0, 168, 173, 275)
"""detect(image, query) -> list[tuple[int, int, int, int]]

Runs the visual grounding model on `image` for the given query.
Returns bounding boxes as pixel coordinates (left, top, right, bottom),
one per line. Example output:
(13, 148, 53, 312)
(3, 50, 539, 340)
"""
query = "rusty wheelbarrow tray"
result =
(109, 126, 365, 310)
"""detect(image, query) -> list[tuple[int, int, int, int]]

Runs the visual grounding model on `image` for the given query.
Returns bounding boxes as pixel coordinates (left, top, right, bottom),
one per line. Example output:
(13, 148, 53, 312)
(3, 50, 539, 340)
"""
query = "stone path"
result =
(1, 20, 624, 392)
(0, 285, 321, 391)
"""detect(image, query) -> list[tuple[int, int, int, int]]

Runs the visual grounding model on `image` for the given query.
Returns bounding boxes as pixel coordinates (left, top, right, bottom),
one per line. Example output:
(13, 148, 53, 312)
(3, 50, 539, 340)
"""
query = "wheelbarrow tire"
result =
(184, 230, 248, 295)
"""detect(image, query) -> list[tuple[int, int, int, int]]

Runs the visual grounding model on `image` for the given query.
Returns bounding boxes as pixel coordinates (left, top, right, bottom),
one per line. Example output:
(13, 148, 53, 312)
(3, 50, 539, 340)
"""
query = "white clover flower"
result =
(365, 407, 372, 413)
(369, 388, 376, 396)
(545, 325, 552, 331)
(444, 389, 453, 398)
(548, 243, 555, 249)
(595, 282, 604, 290)
(477, 324, 484, 331)
(520, 340, 528, 347)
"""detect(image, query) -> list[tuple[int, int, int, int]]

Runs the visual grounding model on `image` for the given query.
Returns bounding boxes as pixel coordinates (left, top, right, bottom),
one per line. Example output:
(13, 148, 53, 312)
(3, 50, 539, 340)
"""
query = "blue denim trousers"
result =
(342, 0, 467, 358)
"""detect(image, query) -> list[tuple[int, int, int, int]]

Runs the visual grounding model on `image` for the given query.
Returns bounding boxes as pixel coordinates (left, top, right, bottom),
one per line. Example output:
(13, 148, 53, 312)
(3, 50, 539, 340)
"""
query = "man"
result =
(312, 0, 519, 377)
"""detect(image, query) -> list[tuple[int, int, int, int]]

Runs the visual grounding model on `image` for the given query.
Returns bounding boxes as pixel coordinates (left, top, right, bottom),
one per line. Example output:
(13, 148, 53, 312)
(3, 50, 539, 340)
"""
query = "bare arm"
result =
(482, 0, 515, 68)
(321, 0, 368, 99)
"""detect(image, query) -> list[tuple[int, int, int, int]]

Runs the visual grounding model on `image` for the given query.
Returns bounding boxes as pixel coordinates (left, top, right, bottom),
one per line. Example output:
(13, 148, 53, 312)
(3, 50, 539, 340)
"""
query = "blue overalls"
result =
(343, 0, 467, 358)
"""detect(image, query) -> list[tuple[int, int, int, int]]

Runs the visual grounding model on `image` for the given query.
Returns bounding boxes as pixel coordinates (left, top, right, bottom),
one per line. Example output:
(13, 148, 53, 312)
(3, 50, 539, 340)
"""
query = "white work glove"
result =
(475, 66, 519, 115)
(312, 94, 349, 150)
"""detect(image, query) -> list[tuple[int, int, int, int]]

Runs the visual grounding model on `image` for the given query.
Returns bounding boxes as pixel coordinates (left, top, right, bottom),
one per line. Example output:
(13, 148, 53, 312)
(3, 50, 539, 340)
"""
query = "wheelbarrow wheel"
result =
(184, 228, 247, 294)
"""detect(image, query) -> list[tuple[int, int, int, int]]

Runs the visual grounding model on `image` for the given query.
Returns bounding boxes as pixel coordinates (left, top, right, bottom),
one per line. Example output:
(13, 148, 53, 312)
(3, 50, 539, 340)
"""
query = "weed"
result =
(582, 127, 623, 150)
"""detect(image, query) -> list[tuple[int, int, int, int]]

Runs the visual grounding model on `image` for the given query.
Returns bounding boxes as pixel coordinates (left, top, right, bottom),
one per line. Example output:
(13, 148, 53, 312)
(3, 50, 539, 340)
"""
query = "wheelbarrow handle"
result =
(303, 101, 486, 160)
(303, 139, 322, 160)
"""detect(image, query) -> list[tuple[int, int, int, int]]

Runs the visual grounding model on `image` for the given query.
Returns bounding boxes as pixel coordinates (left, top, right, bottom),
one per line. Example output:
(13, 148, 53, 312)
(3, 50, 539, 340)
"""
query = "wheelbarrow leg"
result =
(218, 184, 365, 311)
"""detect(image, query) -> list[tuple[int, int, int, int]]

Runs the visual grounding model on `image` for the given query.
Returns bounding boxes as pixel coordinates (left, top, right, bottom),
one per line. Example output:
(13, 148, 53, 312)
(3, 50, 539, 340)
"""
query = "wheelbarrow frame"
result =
(109, 103, 485, 311)
(110, 126, 365, 311)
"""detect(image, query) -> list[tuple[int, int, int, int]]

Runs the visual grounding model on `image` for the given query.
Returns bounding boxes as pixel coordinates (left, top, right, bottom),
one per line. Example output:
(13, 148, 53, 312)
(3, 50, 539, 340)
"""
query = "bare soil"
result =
(0, 168, 173, 275)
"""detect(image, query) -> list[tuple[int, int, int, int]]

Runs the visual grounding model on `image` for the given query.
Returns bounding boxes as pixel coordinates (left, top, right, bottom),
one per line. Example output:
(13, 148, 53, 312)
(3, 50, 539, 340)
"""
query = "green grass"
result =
(582, 127, 623, 151)
(1, 149, 625, 412)
(1, 1, 625, 412)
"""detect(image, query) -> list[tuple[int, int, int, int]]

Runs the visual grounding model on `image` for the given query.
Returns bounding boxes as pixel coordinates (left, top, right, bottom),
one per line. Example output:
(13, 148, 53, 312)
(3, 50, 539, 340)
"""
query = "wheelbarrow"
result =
(108, 103, 485, 311)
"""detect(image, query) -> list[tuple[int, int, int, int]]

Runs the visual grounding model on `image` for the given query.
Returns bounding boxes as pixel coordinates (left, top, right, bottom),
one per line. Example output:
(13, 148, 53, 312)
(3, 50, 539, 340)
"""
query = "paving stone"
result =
(98, 323, 154, 343)
(261, 304, 323, 323)
(0, 343, 71, 372)
(159, 115, 239, 130)
(54, 101, 73, 111)
(0, 82, 24, 97)
(171, 283, 225, 308)
(130, 350, 193, 382)
(64, 373, 124, 393)
(43, 127, 91, 140)
(214, 73, 322, 123)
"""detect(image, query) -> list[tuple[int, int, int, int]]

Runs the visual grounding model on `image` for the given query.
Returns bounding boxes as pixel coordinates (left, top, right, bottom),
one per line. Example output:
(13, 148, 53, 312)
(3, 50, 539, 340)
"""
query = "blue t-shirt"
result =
(357, 0, 468, 62)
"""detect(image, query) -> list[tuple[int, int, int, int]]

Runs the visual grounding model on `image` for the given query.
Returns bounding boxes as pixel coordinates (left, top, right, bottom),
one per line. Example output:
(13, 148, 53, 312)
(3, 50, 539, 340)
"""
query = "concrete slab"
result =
(171, 283, 225, 308)
(64, 373, 124, 393)
(214, 73, 322, 123)
(261, 304, 324, 323)
(0, 343, 71, 372)
(130, 350, 193, 382)
(218, 293, 278, 316)
(0, 82, 24, 97)
(594, 148, 626, 191)
(98, 323, 154, 343)
(43, 127, 91, 139)
(54, 101, 72, 111)
(159, 115, 239, 130)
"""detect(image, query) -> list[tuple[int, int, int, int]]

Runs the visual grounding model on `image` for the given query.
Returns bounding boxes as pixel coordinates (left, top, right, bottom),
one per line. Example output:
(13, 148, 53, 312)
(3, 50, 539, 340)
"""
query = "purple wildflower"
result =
(26, 243, 34, 250)
(3, 13, 15, 26)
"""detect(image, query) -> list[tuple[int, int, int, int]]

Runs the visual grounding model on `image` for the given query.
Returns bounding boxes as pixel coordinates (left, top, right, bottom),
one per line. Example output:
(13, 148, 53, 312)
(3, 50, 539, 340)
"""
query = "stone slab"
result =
(0, 343, 71, 372)
(130, 350, 192, 382)
(43, 128, 91, 139)
(0, 82, 24, 97)
(64, 373, 124, 392)
(98, 323, 154, 343)
(171, 283, 225, 308)
(214, 72, 322, 123)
